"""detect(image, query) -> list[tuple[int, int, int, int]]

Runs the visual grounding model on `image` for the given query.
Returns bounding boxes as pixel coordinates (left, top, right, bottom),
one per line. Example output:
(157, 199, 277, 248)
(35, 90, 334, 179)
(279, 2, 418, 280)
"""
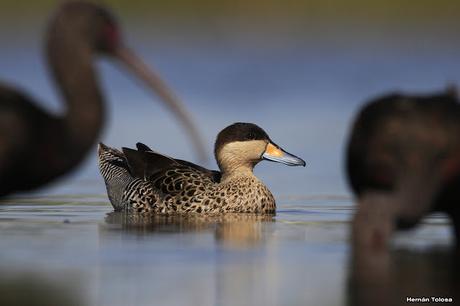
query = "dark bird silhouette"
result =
(0, 1, 206, 197)
(346, 88, 460, 248)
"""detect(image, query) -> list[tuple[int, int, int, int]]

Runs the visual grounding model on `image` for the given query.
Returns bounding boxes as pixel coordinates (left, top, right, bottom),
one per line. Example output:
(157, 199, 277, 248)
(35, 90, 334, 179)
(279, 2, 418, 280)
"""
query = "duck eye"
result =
(246, 132, 256, 140)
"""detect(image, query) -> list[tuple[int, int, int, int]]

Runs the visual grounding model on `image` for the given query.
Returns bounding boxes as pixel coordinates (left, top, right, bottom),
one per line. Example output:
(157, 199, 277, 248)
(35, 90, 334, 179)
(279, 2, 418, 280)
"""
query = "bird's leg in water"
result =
(352, 191, 397, 250)
(350, 192, 394, 306)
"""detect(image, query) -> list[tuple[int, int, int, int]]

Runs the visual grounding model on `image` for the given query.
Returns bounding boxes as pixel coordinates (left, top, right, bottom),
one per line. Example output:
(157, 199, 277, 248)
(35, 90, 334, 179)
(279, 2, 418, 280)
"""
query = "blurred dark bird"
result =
(346, 88, 460, 248)
(0, 1, 206, 197)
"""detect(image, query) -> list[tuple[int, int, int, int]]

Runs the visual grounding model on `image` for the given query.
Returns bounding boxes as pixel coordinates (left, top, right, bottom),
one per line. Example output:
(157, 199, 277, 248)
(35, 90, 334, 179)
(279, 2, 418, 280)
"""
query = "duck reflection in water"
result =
(104, 212, 274, 248)
(346, 88, 460, 306)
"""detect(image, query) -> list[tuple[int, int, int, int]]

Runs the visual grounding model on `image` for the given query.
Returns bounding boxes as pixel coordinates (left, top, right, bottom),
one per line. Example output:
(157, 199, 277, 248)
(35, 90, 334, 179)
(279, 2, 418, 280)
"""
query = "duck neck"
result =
(47, 30, 105, 160)
(219, 161, 257, 182)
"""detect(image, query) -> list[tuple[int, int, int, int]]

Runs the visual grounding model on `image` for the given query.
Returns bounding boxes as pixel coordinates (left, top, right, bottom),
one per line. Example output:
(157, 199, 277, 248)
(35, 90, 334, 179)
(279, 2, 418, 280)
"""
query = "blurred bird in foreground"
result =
(346, 87, 460, 249)
(0, 1, 206, 197)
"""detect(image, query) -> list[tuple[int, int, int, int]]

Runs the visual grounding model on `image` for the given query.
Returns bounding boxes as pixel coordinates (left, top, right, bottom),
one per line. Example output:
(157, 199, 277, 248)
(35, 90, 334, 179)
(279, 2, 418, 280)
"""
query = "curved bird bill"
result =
(113, 46, 207, 162)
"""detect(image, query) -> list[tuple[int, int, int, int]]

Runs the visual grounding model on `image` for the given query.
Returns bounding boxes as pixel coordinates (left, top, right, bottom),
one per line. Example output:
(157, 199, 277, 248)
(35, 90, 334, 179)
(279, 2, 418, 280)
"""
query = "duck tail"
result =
(97, 143, 128, 176)
(97, 143, 133, 209)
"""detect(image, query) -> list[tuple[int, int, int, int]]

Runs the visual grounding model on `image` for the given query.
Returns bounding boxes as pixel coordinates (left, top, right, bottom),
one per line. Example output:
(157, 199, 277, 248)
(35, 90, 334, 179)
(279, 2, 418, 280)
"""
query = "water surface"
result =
(0, 181, 453, 306)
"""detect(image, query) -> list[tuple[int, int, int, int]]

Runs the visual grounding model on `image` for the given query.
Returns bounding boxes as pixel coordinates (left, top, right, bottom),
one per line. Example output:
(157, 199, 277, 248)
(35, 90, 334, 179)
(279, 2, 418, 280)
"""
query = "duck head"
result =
(214, 123, 305, 176)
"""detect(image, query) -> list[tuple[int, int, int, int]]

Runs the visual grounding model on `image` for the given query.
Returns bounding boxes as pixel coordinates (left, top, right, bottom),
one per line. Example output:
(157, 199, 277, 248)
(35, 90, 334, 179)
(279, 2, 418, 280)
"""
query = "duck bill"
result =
(262, 142, 306, 167)
(113, 46, 207, 162)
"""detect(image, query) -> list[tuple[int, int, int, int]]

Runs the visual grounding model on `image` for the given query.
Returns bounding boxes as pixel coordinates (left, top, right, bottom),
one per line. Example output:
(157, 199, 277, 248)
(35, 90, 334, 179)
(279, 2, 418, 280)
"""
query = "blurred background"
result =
(2, 0, 460, 197)
(0, 1, 459, 306)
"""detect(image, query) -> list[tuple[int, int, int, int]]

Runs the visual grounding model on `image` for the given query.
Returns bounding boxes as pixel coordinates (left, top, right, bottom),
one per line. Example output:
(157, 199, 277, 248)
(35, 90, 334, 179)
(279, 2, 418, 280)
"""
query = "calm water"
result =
(0, 181, 454, 306)
(1, 2, 460, 305)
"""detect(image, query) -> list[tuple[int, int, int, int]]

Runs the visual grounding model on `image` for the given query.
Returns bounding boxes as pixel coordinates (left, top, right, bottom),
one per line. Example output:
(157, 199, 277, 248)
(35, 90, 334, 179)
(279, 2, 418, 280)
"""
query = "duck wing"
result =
(173, 159, 221, 182)
(122, 147, 178, 180)
(122, 146, 221, 200)
(133, 142, 221, 182)
(136, 142, 152, 152)
(123, 145, 221, 183)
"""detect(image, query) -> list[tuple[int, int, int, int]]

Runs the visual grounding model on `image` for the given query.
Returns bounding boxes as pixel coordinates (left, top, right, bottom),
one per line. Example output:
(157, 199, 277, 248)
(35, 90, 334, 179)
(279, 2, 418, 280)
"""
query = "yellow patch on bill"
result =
(265, 143, 284, 157)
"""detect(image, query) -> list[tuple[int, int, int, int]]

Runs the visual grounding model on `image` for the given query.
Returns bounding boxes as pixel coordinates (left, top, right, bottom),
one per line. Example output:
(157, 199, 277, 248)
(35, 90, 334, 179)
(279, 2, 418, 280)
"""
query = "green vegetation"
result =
(1, 0, 459, 24)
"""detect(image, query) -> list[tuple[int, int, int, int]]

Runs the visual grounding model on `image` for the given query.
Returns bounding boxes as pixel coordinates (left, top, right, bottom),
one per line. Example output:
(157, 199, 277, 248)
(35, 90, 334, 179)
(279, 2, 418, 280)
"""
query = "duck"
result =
(98, 122, 305, 214)
(346, 88, 460, 247)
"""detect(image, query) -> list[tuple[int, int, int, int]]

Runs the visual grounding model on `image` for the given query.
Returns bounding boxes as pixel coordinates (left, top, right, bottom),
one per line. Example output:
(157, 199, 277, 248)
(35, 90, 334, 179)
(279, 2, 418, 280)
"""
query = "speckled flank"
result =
(154, 168, 275, 214)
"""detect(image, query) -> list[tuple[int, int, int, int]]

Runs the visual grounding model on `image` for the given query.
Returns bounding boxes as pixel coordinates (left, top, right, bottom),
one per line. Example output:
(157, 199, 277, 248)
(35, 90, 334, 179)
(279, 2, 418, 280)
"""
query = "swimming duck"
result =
(98, 122, 305, 214)
(346, 88, 460, 247)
